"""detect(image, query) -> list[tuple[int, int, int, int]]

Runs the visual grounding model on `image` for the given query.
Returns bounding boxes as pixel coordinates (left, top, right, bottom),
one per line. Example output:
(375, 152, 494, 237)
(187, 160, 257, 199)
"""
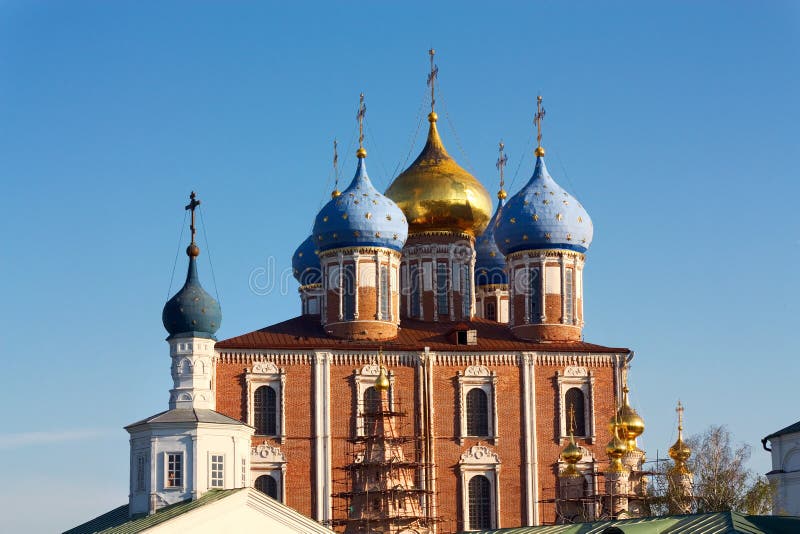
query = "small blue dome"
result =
(313, 156, 408, 253)
(494, 156, 593, 255)
(475, 200, 508, 286)
(292, 235, 321, 285)
(162, 252, 221, 339)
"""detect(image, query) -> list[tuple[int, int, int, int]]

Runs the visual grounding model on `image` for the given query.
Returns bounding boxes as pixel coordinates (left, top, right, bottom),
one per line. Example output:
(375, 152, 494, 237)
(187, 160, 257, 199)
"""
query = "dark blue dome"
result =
(292, 235, 321, 285)
(475, 200, 507, 286)
(494, 156, 593, 255)
(313, 156, 408, 253)
(162, 253, 221, 339)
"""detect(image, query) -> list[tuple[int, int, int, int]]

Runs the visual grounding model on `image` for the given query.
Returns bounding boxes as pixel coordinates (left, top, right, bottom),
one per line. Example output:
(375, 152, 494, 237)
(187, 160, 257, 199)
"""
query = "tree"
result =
(648, 425, 774, 516)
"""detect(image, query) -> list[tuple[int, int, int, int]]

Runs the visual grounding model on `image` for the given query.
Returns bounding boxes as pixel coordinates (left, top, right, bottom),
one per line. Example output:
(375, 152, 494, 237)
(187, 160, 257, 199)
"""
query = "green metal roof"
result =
(63, 488, 243, 534)
(467, 512, 800, 534)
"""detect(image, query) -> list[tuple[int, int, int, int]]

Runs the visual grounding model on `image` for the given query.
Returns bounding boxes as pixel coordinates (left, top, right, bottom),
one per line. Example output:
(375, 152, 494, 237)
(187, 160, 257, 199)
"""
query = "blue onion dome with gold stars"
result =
(494, 155, 593, 255)
(475, 198, 508, 286)
(292, 235, 321, 285)
(162, 193, 221, 339)
(313, 152, 408, 253)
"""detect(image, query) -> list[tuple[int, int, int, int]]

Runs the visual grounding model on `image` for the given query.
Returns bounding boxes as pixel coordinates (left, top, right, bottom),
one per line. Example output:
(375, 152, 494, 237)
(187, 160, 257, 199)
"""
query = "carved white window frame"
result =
(246, 362, 286, 443)
(251, 442, 287, 503)
(457, 365, 498, 445)
(459, 445, 501, 531)
(163, 451, 185, 491)
(557, 366, 595, 442)
(353, 363, 394, 437)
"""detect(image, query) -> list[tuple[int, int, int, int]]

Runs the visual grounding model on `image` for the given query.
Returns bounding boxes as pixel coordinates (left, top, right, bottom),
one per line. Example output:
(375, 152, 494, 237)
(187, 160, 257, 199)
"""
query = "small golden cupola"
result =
(560, 409, 583, 477)
(385, 49, 492, 238)
(611, 385, 645, 451)
(668, 401, 692, 473)
(606, 418, 629, 473)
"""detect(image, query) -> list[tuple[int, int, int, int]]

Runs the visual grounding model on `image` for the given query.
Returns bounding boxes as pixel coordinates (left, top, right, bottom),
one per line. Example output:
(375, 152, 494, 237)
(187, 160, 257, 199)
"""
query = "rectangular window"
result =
(136, 454, 146, 492)
(241, 458, 246, 487)
(380, 265, 389, 319)
(210, 454, 224, 488)
(462, 264, 471, 319)
(565, 269, 574, 322)
(529, 268, 540, 320)
(167, 453, 183, 488)
(410, 264, 421, 318)
(437, 262, 449, 315)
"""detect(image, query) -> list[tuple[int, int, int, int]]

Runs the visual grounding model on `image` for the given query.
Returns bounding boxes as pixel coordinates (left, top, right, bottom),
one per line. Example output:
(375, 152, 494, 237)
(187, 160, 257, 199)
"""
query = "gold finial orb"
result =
(498, 189, 508, 200)
(186, 243, 200, 257)
(428, 111, 438, 123)
(356, 147, 367, 159)
(375, 366, 390, 391)
(331, 189, 341, 198)
(534, 146, 546, 157)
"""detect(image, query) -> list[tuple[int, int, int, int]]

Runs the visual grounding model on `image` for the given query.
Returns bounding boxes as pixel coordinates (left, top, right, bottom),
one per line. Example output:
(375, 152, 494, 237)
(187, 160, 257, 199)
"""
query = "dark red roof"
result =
(216, 315, 629, 353)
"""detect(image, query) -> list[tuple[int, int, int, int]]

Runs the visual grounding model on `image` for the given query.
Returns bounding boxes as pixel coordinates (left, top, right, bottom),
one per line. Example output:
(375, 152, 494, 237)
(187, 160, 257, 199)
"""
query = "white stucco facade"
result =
(764, 423, 800, 515)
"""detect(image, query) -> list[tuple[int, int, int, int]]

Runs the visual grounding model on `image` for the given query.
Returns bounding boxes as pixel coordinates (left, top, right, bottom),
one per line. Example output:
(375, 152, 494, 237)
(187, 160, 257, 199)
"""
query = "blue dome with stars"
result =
(475, 200, 508, 286)
(494, 156, 593, 255)
(162, 244, 222, 339)
(292, 235, 321, 285)
(313, 155, 408, 253)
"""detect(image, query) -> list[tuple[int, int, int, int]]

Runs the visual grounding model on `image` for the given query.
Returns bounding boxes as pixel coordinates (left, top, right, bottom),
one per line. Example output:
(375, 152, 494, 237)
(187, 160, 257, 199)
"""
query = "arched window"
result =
(437, 262, 449, 315)
(466, 388, 489, 436)
(468, 475, 492, 530)
(254, 474, 278, 499)
(380, 265, 390, 319)
(565, 387, 586, 436)
(410, 264, 421, 318)
(254, 385, 277, 436)
(528, 267, 540, 322)
(363, 386, 381, 436)
(485, 300, 497, 322)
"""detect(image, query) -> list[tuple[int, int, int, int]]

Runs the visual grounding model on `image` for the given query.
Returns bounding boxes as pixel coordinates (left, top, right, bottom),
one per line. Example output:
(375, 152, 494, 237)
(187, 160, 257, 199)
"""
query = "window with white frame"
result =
(251, 442, 286, 503)
(437, 262, 449, 315)
(210, 454, 224, 488)
(457, 365, 497, 444)
(353, 363, 393, 437)
(380, 265, 390, 319)
(557, 366, 595, 441)
(462, 264, 471, 318)
(564, 268, 574, 323)
(166, 453, 183, 488)
(246, 362, 285, 442)
(528, 267, 541, 322)
(241, 457, 247, 487)
(459, 445, 501, 531)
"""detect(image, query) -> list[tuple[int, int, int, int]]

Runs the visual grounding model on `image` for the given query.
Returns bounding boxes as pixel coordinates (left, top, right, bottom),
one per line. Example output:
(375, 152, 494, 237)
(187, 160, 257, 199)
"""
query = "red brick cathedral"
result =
(207, 68, 649, 532)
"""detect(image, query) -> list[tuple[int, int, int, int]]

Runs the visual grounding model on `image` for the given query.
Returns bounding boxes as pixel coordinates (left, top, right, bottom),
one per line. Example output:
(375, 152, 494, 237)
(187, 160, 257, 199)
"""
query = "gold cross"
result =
(185, 191, 201, 244)
(357, 93, 366, 150)
(534, 95, 546, 151)
(331, 139, 340, 197)
(568, 403, 576, 435)
(676, 400, 684, 434)
(427, 48, 439, 113)
(496, 141, 508, 194)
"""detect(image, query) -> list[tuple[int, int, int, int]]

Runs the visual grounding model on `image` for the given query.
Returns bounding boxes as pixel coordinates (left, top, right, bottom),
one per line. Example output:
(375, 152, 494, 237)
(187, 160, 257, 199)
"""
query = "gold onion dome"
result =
(385, 113, 492, 237)
(669, 401, 691, 472)
(606, 422, 629, 472)
(375, 365, 390, 392)
(559, 434, 583, 477)
(610, 386, 645, 449)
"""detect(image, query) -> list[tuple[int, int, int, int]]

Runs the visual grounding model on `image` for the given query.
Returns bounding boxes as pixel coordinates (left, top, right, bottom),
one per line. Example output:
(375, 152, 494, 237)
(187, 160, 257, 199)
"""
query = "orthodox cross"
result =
(427, 48, 439, 113)
(357, 93, 366, 150)
(185, 191, 201, 244)
(332, 138, 340, 197)
(676, 400, 684, 436)
(534, 95, 546, 149)
(496, 141, 508, 192)
(568, 403, 576, 436)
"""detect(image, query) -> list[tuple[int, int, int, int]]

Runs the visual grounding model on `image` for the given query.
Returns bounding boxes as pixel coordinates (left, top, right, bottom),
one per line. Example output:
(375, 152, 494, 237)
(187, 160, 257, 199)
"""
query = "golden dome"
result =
(609, 386, 645, 450)
(559, 434, 582, 478)
(606, 422, 628, 472)
(385, 114, 492, 237)
(375, 365, 390, 392)
(669, 400, 691, 472)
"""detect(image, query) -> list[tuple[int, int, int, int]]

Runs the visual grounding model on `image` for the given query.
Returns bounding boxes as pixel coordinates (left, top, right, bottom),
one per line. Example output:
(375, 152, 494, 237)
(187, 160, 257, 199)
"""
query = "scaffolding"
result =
(331, 392, 439, 533)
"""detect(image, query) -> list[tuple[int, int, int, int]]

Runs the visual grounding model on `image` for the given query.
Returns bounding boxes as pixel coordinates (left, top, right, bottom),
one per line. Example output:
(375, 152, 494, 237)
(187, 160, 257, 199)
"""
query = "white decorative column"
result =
(312, 351, 332, 522)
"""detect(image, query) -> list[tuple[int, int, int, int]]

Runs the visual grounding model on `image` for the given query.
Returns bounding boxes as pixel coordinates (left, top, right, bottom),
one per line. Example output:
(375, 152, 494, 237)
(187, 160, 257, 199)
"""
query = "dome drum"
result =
(399, 238, 476, 322)
(505, 251, 584, 342)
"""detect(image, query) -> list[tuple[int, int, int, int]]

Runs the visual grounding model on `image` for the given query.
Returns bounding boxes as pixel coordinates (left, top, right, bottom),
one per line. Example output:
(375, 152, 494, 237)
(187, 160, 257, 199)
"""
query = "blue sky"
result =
(1, 1, 798, 531)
